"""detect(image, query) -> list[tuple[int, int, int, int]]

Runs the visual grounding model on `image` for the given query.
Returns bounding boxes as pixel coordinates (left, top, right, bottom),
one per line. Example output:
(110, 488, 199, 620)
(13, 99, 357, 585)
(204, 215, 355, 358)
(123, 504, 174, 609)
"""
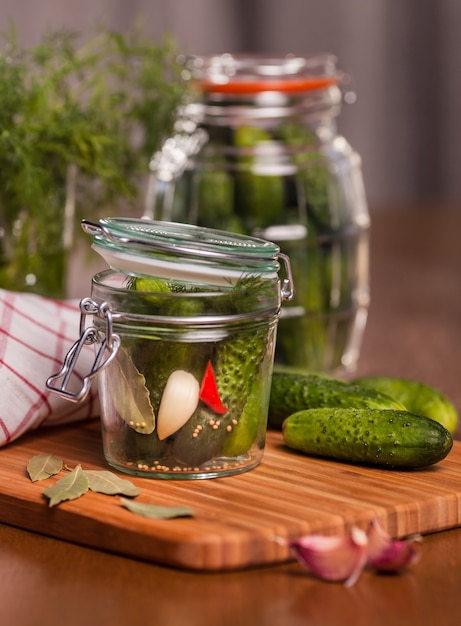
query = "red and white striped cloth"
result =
(0, 288, 99, 447)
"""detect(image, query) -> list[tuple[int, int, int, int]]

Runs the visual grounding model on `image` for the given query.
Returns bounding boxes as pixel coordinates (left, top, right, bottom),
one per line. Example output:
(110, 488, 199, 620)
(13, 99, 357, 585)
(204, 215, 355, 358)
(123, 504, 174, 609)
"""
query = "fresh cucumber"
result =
(268, 370, 406, 430)
(282, 408, 453, 469)
(354, 376, 459, 435)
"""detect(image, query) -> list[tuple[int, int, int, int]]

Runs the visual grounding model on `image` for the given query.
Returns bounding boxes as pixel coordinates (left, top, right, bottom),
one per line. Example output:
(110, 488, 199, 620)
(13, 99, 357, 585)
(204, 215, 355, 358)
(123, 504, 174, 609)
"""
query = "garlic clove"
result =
(286, 519, 422, 585)
(157, 370, 200, 440)
(288, 526, 368, 586)
(366, 519, 421, 572)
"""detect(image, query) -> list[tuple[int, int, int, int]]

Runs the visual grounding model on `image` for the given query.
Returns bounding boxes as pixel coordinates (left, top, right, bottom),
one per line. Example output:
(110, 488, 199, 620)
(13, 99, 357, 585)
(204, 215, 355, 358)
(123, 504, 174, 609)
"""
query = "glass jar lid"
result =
(82, 218, 287, 287)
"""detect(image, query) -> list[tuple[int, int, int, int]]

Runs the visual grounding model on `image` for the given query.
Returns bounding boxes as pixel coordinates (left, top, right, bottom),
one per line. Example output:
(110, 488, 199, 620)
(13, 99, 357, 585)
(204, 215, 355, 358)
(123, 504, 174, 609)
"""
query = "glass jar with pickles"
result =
(46, 217, 293, 479)
(146, 53, 370, 375)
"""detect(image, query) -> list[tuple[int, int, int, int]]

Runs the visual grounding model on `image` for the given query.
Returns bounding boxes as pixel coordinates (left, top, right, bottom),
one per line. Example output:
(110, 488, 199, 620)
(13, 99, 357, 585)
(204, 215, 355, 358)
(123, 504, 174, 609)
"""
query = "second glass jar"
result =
(146, 53, 370, 375)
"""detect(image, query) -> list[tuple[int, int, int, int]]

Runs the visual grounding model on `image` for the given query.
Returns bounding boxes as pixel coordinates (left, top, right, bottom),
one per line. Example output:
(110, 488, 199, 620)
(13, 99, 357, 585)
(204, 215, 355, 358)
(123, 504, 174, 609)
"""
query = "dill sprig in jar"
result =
(47, 218, 293, 479)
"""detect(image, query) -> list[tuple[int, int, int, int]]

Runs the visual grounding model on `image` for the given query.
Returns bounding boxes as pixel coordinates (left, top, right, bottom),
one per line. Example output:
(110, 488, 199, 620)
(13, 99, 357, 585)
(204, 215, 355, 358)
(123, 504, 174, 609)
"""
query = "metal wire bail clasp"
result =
(278, 253, 295, 301)
(46, 298, 121, 403)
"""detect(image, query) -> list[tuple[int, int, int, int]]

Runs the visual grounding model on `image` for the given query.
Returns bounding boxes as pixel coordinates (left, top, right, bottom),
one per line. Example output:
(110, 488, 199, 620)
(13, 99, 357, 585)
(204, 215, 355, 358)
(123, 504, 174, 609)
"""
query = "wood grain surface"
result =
(1, 419, 460, 571)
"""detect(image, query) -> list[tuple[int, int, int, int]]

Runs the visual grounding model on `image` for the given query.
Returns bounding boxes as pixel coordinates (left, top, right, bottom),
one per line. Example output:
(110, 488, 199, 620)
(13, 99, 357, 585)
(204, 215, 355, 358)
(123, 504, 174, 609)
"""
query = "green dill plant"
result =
(0, 23, 187, 297)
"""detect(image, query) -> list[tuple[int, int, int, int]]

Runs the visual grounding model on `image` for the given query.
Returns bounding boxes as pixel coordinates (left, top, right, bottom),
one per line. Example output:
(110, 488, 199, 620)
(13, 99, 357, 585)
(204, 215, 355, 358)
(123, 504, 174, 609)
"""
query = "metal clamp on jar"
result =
(47, 217, 293, 479)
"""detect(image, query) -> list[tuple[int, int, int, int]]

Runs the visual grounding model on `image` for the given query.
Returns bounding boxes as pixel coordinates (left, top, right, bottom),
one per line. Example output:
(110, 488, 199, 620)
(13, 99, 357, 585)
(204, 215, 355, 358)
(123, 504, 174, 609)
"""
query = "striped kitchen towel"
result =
(0, 288, 99, 447)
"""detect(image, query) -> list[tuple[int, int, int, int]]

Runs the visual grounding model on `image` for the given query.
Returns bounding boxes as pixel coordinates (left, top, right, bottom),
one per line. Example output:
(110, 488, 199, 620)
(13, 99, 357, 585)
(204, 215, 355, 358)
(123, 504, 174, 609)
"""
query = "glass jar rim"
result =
(181, 53, 342, 95)
(90, 269, 283, 327)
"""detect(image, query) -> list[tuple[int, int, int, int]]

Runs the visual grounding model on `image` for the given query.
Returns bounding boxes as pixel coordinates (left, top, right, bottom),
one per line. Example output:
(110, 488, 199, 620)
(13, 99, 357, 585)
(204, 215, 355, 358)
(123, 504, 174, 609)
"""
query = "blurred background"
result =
(1, 0, 460, 211)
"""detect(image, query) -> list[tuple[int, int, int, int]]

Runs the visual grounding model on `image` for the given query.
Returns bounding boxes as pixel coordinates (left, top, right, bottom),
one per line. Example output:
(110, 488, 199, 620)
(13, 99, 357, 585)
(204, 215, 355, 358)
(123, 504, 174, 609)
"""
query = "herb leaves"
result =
(120, 498, 193, 520)
(85, 470, 141, 497)
(43, 465, 89, 507)
(27, 454, 194, 519)
(27, 454, 63, 481)
(0, 24, 187, 297)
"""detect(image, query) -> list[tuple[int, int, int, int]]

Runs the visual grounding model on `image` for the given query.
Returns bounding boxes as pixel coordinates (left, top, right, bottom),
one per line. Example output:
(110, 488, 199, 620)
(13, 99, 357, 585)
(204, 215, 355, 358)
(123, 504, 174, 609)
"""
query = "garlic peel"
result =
(157, 370, 200, 440)
(289, 528, 368, 586)
(286, 519, 421, 585)
(368, 540, 421, 572)
(366, 518, 422, 572)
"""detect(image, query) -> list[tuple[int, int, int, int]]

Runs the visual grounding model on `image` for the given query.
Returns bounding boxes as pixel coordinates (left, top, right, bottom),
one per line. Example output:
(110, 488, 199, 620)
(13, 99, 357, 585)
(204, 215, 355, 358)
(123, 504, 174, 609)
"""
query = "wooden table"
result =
(1, 206, 461, 626)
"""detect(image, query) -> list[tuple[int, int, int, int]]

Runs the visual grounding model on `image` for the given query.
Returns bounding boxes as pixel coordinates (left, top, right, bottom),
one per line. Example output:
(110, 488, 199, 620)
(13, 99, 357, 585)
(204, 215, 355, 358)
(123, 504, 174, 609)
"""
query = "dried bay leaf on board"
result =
(43, 465, 89, 507)
(108, 347, 156, 434)
(120, 497, 194, 519)
(85, 470, 140, 497)
(27, 454, 63, 481)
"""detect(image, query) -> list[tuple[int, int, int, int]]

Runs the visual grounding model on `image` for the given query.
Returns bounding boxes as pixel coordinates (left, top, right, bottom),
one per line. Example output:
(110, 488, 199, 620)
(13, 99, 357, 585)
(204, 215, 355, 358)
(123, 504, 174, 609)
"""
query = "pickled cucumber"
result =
(172, 326, 269, 466)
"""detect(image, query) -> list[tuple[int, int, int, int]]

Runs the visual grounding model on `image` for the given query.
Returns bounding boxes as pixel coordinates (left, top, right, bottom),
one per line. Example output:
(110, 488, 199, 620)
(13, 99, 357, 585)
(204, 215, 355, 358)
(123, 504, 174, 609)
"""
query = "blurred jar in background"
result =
(145, 53, 370, 376)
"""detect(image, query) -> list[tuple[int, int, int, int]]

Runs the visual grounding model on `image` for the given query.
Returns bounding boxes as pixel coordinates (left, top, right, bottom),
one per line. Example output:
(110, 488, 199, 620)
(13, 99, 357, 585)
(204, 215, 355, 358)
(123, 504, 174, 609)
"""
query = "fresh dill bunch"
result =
(0, 23, 188, 297)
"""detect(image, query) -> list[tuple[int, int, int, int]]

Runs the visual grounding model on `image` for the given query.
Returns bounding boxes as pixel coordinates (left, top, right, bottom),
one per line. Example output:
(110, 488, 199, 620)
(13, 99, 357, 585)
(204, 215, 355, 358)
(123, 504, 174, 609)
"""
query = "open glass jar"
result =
(47, 218, 293, 479)
(145, 53, 370, 375)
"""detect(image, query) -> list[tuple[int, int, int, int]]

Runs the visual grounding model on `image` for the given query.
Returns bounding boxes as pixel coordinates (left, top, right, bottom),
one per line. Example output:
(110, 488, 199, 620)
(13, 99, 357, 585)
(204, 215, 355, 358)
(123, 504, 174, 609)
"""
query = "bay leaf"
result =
(43, 465, 89, 507)
(120, 497, 194, 519)
(27, 454, 63, 482)
(85, 470, 140, 497)
(107, 347, 155, 434)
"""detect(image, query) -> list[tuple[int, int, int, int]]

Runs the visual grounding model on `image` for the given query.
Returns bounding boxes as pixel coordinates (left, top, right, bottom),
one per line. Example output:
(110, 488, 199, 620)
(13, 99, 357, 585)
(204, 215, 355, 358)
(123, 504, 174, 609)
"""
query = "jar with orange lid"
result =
(145, 53, 370, 375)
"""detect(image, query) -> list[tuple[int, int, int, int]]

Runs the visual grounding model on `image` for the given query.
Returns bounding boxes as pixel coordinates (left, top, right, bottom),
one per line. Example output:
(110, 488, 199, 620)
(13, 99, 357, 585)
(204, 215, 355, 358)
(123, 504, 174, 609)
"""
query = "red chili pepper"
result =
(199, 360, 228, 415)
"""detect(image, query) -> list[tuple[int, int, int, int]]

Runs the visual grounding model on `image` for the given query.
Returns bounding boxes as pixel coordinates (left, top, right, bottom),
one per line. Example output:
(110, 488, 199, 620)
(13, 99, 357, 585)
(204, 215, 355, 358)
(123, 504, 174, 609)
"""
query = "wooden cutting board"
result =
(1, 419, 461, 571)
